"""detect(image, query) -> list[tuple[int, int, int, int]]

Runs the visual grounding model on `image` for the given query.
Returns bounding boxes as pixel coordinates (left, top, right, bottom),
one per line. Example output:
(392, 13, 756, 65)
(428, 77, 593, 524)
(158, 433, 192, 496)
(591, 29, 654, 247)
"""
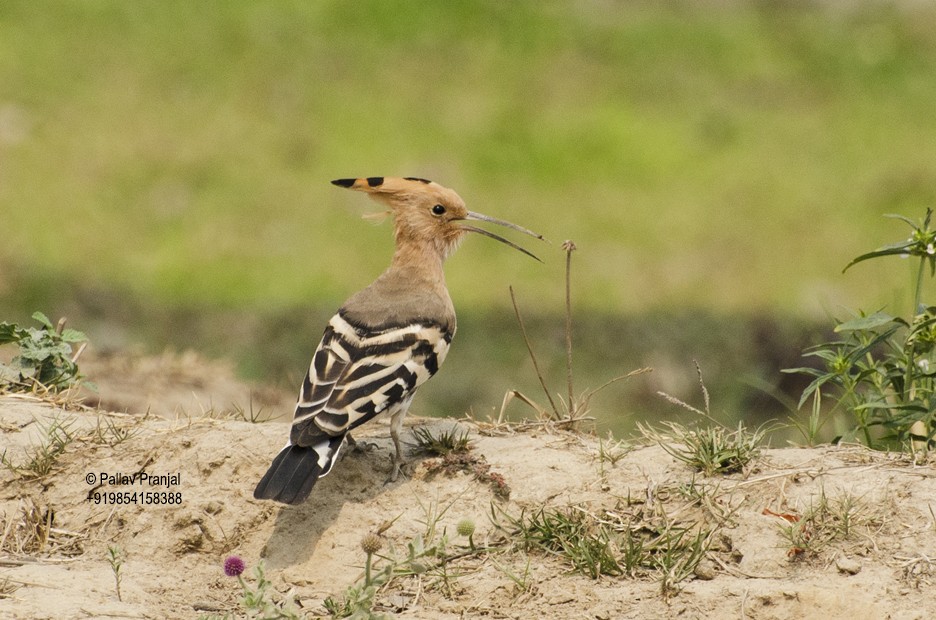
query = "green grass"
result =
(3, 1, 936, 316)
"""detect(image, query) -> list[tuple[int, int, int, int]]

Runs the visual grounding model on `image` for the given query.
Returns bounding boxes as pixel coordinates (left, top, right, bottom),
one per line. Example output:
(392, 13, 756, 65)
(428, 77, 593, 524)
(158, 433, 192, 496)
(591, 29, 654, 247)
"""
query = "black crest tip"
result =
(331, 178, 356, 188)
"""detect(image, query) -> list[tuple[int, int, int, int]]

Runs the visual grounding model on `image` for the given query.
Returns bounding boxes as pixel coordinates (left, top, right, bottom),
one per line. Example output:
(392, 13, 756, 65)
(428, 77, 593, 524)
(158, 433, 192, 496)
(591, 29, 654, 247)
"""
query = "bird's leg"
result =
(388, 408, 407, 482)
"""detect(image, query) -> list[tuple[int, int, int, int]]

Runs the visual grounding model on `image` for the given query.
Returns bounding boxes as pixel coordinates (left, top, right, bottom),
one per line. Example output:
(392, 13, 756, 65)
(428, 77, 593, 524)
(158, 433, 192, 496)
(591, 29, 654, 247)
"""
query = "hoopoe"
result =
(254, 176, 542, 504)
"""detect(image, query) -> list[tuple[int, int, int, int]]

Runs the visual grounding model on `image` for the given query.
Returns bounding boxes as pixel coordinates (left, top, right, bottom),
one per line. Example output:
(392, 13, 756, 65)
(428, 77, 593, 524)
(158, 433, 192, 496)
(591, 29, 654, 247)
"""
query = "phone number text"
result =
(87, 491, 183, 505)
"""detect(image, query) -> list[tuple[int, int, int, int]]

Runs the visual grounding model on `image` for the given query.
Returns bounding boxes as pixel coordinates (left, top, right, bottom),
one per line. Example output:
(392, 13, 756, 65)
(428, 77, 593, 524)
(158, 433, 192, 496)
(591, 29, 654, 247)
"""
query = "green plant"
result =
(502, 240, 651, 430)
(322, 533, 389, 619)
(107, 545, 125, 602)
(0, 312, 88, 392)
(787, 209, 936, 450)
(456, 519, 476, 551)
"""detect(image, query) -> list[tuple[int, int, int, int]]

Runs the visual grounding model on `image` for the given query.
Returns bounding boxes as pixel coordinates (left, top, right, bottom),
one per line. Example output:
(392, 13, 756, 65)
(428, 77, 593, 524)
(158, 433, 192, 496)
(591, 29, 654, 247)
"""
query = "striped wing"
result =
(290, 311, 452, 448)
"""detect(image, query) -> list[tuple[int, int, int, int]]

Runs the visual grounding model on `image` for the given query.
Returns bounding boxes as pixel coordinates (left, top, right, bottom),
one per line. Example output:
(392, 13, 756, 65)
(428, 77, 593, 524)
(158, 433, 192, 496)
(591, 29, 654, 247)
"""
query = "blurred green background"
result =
(3, 1, 936, 438)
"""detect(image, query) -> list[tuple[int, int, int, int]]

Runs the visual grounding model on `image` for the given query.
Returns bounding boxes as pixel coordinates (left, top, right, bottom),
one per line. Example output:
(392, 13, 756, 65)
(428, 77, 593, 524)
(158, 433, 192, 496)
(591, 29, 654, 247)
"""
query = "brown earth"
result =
(1, 351, 935, 620)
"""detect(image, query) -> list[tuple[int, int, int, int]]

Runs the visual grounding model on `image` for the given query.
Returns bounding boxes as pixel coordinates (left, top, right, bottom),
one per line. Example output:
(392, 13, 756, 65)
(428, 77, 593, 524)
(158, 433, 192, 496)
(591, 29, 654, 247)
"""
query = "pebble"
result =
(836, 556, 861, 575)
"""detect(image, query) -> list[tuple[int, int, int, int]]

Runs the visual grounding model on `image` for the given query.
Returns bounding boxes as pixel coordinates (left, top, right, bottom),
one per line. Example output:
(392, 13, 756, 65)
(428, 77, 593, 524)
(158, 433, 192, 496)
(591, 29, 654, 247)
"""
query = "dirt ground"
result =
(1, 350, 935, 620)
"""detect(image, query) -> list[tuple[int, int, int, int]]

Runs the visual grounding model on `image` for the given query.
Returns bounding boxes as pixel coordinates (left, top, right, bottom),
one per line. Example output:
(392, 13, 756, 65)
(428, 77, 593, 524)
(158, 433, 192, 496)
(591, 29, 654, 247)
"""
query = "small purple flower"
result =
(223, 555, 245, 577)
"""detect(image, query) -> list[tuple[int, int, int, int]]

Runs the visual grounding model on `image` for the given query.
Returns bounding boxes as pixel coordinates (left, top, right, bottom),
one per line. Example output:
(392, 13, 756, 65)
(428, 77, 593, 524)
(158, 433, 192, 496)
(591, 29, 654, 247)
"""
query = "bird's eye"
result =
(431, 204, 446, 216)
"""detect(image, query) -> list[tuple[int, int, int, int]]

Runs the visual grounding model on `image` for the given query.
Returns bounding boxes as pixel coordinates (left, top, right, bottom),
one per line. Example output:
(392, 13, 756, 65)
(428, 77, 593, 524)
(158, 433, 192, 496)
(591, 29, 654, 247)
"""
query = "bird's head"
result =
(331, 177, 543, 261)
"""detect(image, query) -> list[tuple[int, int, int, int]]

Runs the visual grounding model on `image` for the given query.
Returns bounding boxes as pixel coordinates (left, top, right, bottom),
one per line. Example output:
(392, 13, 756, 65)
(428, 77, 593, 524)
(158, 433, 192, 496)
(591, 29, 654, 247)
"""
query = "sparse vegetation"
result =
(491, 500, 716, 595)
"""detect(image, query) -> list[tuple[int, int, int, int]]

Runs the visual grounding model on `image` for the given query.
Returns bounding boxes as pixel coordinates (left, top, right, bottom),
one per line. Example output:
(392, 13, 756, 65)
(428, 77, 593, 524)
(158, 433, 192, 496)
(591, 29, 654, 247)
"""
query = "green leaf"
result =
(834, 312, 900, 332)
(0, 322, 23, 345)
(842, 243, 914, 273)
(883, 212, 922, 229)
(60, 328, 88, 343)
(31, 311, 54, 330)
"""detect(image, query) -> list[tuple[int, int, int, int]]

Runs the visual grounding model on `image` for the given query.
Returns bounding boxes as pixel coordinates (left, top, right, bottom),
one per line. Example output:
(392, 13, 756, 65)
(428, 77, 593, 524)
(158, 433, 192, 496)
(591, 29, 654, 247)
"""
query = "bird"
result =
(253, 176, 543, 505)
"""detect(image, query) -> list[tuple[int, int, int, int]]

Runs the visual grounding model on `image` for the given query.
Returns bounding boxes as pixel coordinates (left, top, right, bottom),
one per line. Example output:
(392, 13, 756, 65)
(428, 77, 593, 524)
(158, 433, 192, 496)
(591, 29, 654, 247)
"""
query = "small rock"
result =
(836, 556, 861, 575)
(693, 558, 718, 580)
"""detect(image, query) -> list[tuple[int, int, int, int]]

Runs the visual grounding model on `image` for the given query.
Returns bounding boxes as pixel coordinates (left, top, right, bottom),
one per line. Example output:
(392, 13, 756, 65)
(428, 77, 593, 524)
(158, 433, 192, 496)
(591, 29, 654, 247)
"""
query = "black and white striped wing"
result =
(253, 312, 452, 504)
(291, 312, 452, 450)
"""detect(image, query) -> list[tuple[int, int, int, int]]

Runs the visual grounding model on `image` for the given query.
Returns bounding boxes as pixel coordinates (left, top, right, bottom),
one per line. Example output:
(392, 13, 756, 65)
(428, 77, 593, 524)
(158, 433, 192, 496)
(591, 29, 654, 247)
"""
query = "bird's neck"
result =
(387, 239, 448, 288)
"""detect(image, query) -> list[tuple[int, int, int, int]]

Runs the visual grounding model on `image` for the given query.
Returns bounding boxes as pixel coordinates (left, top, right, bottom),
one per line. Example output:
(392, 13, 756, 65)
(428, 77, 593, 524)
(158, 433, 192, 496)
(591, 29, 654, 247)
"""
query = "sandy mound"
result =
(1, 353, 935, 619)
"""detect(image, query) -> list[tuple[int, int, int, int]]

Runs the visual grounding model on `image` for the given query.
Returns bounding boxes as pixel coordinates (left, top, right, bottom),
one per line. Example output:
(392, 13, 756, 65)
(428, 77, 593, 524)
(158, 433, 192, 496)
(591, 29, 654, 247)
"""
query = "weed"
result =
(654, 526, 710, 596)
(412, 426, 471, 456)
(789, 388, 829, 448)
(1, 413, 78, 479)
(646, 363, 770, 475)
(645, 422, 768, 477)
(596, 434, 629, 468)
(456, 518, 476, 550)
(772, 487, 880, 559)
(787, 208, 936, 450)
(0, 312, 88, 392)
(107, 544, 125, 602)
(502, 505, 622, 579)
(501, 240, 651, 430)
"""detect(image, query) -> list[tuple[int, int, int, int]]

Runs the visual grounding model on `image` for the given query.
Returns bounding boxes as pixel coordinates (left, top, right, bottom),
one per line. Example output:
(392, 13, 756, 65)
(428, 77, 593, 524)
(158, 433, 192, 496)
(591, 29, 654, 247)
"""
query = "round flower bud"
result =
(456, 519, 476, 539)
(223, 555, 245, 577)
(360, 532, 383, 555)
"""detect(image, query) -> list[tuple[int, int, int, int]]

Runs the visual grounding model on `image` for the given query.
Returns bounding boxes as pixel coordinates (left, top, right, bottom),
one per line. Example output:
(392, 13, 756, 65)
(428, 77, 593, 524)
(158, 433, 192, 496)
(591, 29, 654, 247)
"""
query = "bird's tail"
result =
(253, 435, 344, 505)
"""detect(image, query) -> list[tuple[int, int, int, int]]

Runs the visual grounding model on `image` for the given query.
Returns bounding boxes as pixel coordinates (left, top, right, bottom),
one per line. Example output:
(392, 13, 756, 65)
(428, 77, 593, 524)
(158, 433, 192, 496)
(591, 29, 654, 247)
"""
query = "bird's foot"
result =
(387, 456, 411, 483)
(344, 433, 377, 455)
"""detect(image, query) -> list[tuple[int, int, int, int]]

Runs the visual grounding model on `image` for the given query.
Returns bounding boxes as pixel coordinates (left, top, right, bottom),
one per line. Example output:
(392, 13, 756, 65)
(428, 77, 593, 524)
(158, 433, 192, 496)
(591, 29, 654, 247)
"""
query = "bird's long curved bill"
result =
(461, 211, 545, 262)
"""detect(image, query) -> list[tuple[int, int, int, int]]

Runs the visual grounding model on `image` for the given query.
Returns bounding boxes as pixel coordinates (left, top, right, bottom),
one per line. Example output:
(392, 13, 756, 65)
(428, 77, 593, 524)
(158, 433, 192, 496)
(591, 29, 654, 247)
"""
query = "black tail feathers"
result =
(253, 436, 343, 505)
